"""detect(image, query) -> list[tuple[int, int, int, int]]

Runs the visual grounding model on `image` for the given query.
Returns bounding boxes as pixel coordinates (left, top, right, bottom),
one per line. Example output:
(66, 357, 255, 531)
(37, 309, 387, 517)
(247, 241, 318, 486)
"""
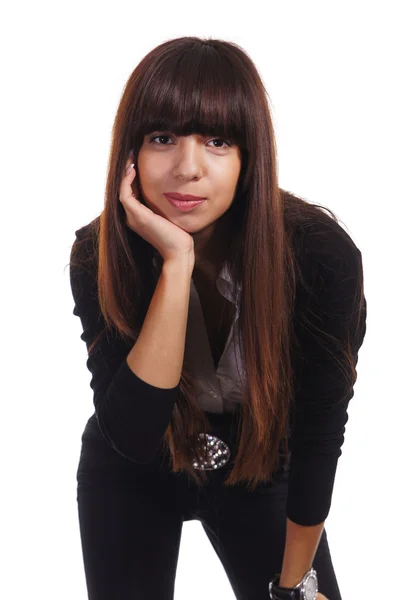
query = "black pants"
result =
(76, 409, 342, 600)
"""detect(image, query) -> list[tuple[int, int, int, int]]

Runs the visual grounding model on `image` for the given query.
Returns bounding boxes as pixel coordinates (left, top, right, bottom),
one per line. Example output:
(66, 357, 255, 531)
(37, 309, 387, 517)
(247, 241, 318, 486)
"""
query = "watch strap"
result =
(269, 575, 301, 599)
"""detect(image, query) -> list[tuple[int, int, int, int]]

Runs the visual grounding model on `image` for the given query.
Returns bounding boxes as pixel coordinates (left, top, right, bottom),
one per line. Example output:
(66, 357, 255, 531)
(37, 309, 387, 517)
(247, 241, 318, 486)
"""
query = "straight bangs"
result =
(131, 47, 250, 152)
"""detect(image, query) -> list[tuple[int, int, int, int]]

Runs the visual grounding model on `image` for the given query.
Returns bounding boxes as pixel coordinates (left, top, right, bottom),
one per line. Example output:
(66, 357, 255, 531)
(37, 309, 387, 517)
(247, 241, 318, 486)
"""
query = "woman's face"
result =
(136, 132, 242, 241)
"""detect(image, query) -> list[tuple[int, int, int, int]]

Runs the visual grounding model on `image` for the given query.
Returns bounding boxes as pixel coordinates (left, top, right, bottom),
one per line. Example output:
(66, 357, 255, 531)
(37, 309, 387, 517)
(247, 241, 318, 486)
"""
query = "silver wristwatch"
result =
(269, 567, 318, 600)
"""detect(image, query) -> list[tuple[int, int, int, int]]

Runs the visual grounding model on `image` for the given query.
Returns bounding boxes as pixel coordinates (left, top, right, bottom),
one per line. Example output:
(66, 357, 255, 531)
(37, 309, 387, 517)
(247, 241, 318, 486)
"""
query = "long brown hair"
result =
(69, 36, 365, 491)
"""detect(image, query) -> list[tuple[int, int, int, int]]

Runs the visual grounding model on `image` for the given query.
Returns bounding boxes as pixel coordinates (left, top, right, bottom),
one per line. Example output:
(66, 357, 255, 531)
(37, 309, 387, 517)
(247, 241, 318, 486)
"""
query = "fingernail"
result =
(126, 162, 134, 174)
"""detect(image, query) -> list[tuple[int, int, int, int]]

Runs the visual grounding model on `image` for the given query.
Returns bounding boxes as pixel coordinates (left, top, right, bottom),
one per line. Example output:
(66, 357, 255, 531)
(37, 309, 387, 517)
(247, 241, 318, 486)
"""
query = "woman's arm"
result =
(279, 518, 325, 587)
(286, 226, 367, 526)
(272, 225, 366, 598)
(70, 229, 193, 463)
(275, 224, 367, 592)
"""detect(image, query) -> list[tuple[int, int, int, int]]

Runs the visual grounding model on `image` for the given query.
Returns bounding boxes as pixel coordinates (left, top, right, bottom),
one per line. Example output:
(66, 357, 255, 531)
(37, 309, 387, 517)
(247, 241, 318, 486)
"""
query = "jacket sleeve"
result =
(286, 229, 367, 526)
(69, 230, 180, 463)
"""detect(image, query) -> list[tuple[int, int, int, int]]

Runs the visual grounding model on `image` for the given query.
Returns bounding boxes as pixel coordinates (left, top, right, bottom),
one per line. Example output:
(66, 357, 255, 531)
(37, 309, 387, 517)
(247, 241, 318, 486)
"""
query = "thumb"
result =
(316, 594, 329, 600)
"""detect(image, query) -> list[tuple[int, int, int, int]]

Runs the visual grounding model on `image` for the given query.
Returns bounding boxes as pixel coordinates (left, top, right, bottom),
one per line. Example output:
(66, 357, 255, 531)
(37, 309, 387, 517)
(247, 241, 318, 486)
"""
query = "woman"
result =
(69, 36, 366, 600)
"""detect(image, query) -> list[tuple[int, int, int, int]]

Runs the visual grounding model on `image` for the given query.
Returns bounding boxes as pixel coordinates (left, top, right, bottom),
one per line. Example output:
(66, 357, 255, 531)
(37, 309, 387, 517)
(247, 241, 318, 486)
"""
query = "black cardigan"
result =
(69, 218, 367, 526)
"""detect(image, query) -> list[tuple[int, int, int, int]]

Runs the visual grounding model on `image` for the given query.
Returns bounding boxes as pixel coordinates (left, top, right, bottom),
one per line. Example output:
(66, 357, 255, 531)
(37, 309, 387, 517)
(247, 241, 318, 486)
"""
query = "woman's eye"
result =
(208, 138, 231, 148)
(149, 134, 172, 144)
(149, 134, 231, 148)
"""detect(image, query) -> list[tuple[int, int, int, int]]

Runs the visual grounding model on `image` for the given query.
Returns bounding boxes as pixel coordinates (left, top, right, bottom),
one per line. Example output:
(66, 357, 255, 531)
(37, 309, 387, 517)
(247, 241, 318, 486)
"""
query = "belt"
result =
(192, 432, 231, 470)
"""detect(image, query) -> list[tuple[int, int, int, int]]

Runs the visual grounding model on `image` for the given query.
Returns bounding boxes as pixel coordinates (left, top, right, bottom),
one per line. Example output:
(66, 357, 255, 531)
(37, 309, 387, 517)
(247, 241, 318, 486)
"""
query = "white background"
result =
(1, 1, 396, 598)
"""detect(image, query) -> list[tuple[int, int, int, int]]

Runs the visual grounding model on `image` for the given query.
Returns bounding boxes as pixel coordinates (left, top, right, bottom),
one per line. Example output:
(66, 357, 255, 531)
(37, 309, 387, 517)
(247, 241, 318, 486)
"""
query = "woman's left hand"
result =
(316, 594, 328, 599)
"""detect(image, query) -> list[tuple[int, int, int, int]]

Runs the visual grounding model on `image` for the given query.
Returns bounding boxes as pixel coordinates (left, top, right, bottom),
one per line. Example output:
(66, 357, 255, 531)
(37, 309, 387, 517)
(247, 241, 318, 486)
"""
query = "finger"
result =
(120, 160, 137, 204)
(119, 165, 155, 223)
(125, 148, 134, 165)
(124, 149, 135, 172)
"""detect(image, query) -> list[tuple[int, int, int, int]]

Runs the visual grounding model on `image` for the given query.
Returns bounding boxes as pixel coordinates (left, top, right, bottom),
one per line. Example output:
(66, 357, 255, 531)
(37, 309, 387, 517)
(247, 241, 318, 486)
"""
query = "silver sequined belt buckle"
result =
(192, 433, 231, 470)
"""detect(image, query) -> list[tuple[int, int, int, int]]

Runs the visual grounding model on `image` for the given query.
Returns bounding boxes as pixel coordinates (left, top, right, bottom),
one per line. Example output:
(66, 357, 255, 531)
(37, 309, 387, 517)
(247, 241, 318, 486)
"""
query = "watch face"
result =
(304, 574, 317, 600)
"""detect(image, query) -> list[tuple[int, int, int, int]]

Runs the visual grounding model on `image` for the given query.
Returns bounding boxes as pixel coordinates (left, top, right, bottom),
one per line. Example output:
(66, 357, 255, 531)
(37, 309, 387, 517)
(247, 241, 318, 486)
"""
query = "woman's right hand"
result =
(119, 153, 196, 267)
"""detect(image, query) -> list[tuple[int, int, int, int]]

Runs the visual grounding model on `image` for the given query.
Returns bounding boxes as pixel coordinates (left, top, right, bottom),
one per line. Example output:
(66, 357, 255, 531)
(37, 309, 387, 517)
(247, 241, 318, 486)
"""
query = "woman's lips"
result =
(164, 194, 206, 212)
(165, 192, 206, 201)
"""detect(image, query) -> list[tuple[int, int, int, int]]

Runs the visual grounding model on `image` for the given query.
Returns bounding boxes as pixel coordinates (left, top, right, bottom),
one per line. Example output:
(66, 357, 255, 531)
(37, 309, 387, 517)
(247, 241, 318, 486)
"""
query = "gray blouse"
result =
(183, 260, 245, 414)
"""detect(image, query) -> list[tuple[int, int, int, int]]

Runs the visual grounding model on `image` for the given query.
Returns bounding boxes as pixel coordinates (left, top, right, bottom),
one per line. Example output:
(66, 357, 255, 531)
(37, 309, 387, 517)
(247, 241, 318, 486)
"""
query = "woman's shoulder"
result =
(299, 219, 362, 282)
(283, 190, 363, 277)
(69, 218, 102, 303)
(71, 216, 100, 267)
(73, 215, 100, 246)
